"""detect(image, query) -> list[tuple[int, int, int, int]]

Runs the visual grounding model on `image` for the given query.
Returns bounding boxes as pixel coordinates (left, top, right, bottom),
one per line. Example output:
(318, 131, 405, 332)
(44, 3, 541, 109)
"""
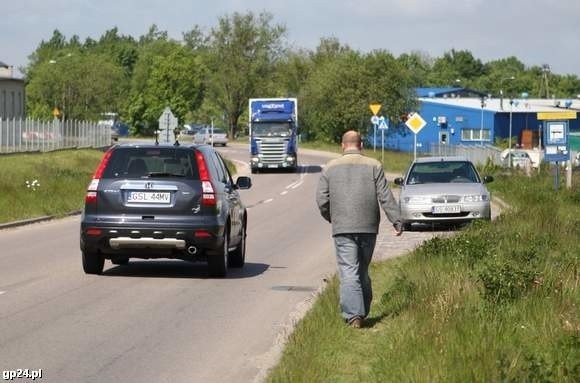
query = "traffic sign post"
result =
(158, 107, 178, 144)
(405, 113, 427, 161)
(373, 116, 389, 164)
(538, 111, 576, 190)
(370, 116, 379, 152)
(369, 103, 381, 116)
(369, 104, 381, 152)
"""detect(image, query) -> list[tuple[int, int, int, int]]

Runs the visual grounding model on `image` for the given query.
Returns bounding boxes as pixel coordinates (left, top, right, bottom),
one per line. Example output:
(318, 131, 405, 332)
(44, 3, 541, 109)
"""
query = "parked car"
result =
(394, 156, 493, 229)
(177, 128, 198, 143)
(501, 149, 533, 169)
(194, 127, 228, 146)
(80, 142, 251, 277)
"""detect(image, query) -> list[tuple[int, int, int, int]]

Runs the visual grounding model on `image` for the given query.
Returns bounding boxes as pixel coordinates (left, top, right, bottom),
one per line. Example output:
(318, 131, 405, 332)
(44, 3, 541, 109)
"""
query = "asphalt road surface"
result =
(0, 144, 501, 383)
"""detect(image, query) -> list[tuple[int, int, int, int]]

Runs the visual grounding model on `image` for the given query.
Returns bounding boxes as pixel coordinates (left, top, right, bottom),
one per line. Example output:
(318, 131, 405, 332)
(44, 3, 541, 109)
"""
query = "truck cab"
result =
(249, 98, 298, 173)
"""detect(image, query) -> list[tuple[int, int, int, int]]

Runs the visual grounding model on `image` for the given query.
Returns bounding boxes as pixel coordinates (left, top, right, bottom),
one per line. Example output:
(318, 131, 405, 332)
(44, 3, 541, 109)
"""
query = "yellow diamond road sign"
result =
(405, 113, 427, 134)
(369, 103, 381, 116)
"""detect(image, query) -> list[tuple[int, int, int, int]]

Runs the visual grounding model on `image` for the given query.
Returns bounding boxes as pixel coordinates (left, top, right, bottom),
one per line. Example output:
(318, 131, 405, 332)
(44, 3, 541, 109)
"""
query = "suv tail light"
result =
(85, 148, 113, 204)
(195, 150, 216, 206)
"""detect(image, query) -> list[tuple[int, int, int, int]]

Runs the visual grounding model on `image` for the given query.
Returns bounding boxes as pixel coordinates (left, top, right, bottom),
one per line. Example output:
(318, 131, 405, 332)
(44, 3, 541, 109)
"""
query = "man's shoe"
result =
(348, 316, 363, 328)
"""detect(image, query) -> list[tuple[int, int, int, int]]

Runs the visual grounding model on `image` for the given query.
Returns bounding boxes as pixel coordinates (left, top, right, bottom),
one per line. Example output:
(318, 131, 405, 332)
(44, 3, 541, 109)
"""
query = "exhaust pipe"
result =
(187, 246, 198, 255)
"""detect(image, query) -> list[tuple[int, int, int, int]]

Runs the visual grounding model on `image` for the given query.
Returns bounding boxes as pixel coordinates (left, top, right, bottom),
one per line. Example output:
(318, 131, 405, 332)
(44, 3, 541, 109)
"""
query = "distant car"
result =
(501, 149, 533, 169)
(80, 142, 252, 277)
(394, 157, 493, 229)
(177, 128, 198, 143)
(194, 127, 228, 146)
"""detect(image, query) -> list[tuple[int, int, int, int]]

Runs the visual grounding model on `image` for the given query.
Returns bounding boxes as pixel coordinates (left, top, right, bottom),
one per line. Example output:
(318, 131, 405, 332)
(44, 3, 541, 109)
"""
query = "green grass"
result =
(0, 150, 105, 223)
(268, 170, 579, 382)
(300, 140, 415, 175)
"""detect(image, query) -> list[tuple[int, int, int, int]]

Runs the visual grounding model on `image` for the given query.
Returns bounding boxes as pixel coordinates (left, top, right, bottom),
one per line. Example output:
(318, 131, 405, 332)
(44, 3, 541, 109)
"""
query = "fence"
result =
(0, 118, 111, 154)
(430, 143, 503, 166)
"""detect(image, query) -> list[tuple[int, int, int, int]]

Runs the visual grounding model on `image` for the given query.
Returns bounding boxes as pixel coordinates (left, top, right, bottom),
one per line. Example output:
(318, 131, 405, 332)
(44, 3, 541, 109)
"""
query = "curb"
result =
(0, 210, 81, 231)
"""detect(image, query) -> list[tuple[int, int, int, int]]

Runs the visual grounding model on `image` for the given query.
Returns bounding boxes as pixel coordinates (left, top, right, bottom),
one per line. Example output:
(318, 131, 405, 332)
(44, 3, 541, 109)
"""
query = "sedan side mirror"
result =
(394, 177, 404, 186)
(483, 175, 494, 184)
(235, 176, 252, 190)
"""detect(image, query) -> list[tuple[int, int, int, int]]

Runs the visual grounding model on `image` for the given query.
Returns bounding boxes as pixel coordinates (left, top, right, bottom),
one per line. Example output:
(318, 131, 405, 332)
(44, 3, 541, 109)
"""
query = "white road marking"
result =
(280, 191, 288, 195)
(0, 291, 6, 295)
(264, 198, 274, 204)
(291, 182, 303, 189)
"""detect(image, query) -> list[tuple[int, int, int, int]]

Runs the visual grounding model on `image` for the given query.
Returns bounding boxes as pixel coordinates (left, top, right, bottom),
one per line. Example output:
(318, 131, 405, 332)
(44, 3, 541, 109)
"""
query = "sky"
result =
(2, 0, 580, 79)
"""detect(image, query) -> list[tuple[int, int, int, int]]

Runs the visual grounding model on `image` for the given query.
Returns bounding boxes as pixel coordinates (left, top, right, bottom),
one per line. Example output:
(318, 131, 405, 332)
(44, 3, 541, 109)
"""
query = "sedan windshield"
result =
(407, 161, 479, 184)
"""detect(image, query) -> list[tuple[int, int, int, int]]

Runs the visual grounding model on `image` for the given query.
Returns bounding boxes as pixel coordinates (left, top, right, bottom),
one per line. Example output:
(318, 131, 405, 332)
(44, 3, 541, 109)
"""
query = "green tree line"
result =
(23, 11, 580, 142)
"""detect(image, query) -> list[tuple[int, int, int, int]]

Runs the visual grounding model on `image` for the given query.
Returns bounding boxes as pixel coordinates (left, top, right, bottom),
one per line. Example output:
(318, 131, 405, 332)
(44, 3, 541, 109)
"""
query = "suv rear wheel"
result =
(229, 224, 246, 268)
(82, 251, 104, 274)
(208, 229, 229, 277)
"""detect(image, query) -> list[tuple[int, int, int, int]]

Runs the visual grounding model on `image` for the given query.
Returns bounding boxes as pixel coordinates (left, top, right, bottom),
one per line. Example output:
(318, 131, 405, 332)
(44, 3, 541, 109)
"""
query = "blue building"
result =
(371, 88, 580, 152)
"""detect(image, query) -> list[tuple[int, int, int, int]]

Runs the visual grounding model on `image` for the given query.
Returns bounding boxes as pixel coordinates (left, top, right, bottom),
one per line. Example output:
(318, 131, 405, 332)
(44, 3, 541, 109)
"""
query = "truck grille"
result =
(257, 140, 287, 163)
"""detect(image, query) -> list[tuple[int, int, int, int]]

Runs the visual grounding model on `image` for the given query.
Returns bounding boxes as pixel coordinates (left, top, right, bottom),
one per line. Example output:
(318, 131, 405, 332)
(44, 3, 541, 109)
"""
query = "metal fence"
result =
(0, 118, 111, 154)
(430, 143, 503, 166)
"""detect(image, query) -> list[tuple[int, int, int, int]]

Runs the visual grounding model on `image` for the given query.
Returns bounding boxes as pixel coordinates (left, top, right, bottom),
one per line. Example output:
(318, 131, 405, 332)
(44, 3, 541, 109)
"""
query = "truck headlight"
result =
(251, 157, 259, 163)
(286, 156, 295, 162)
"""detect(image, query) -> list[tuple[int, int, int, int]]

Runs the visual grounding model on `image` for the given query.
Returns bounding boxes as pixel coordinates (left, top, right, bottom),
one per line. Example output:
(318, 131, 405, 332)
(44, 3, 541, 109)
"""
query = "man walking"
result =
(316, 130, 403, 328)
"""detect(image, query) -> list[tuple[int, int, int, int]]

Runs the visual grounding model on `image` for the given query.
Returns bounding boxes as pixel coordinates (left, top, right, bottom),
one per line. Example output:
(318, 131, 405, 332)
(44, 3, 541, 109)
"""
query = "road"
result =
(0, 144, 500, 383)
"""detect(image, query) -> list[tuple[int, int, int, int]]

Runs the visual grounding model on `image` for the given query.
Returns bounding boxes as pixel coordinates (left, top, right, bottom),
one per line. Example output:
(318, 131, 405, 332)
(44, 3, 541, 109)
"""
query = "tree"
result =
(124, 35, 206, 134)
(300, 47, 414, 143)
(26, 52, 124, 120)
(205, 11, 286, 138)
(429, 49, 485, 86)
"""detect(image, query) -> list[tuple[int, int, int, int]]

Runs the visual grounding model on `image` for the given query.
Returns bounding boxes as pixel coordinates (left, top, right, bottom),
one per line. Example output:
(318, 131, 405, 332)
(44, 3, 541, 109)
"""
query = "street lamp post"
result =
(508, 99, 514, 168)
(480, 97, 486, 145)
(500, 75, 515, 110)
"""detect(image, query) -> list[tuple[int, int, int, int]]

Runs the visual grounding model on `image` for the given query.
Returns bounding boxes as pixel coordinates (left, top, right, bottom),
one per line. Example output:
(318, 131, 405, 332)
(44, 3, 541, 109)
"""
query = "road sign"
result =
(537, 111, 577, 120)
(52, 108, 61, 118)
(378, 118, 389, 130)
(158, 107, 178, 143)
(369, 103, 381, 116)
(370, 115, 379, 125)
(405, 113, 427, 134)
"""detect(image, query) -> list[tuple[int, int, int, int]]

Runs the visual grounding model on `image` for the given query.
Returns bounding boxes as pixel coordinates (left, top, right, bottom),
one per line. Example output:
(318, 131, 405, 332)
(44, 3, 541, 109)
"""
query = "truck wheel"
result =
(208, 230, 229, 277)
(82, 251, 104, 274)
(229, 224, 246, 268)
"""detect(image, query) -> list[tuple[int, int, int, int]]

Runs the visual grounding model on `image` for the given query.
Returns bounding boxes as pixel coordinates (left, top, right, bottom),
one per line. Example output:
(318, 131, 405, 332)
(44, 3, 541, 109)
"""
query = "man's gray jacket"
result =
(316, 149, 401, 236)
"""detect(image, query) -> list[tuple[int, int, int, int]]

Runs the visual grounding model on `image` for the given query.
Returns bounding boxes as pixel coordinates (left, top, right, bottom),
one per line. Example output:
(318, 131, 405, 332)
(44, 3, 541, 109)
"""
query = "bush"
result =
(380, 273, 416, 317)
(478, 258, 538, 303)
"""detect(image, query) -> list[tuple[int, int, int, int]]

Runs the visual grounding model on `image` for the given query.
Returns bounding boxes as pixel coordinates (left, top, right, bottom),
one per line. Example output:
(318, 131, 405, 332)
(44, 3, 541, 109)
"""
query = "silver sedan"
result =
(394, 156, 493, 229)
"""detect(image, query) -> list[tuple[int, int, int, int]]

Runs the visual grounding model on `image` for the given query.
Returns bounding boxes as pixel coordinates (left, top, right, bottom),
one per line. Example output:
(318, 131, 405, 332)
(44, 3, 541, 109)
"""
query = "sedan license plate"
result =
(268, 164, 279, 168)
(127, 191, 170, 204)
(432, 205, 461, 214)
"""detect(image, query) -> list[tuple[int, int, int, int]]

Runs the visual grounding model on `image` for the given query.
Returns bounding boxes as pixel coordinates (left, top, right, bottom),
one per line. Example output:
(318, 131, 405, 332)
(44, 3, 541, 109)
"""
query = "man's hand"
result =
(393, 221, 404, 236)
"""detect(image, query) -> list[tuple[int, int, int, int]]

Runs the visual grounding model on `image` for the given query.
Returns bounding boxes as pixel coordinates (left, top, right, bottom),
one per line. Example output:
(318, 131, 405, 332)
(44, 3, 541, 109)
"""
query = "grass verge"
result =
(0, 150, 105, 224)
(267, 169, 579, 382)
(300, 141, 414, 174)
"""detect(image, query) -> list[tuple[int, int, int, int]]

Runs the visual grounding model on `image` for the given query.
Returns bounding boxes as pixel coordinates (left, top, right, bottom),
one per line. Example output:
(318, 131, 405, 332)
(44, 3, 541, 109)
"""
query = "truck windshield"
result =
(252, 122, 292, 137)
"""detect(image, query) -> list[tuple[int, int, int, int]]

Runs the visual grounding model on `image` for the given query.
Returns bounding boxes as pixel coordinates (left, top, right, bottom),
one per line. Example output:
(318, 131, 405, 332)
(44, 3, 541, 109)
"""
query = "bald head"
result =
(341, 130, 362, 151)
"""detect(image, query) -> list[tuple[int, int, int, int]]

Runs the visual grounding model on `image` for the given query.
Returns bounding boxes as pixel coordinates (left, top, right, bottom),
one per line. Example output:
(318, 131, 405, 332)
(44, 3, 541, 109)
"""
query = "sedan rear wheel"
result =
(82, 251, 104, 274)
(229, 224, 246, 268)
(208, 230, 228, 278)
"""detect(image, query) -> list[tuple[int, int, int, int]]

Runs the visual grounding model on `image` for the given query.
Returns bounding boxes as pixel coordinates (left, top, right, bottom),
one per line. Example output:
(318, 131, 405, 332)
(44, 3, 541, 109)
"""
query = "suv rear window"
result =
(103, 147, 200, 179)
